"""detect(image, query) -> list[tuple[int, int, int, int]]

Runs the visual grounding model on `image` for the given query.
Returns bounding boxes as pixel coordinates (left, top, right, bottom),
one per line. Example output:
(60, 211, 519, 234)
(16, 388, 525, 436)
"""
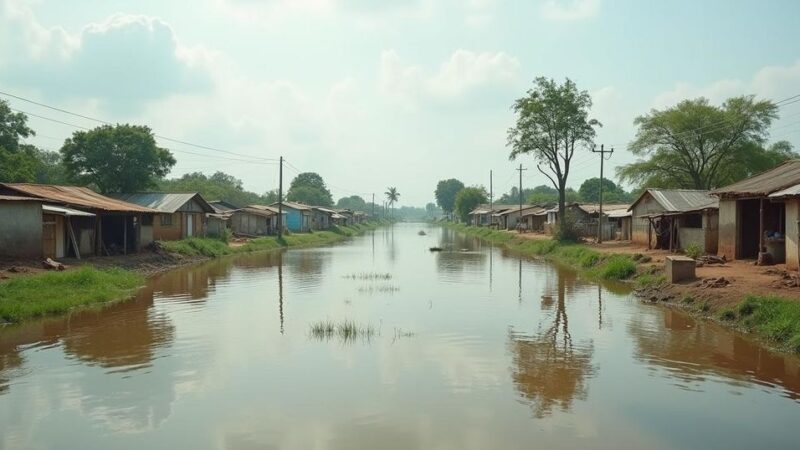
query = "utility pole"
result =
(489, 169, 493, 211)
(278, 156, 283, 238)
(591, 144, 614, 243)
(516, 164, 527, 231)
(372, 193, 375, 218)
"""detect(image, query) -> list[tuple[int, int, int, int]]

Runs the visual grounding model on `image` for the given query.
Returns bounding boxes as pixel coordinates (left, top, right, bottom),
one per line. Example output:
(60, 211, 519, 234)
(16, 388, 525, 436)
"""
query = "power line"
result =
(0, 90, 279, 162)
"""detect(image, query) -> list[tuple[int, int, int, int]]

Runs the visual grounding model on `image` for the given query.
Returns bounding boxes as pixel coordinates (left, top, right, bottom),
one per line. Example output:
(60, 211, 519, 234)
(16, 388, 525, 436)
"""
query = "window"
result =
(141, 215, 153, 226)
(160, 214, 173, 226)
(683, 213, 702, 229)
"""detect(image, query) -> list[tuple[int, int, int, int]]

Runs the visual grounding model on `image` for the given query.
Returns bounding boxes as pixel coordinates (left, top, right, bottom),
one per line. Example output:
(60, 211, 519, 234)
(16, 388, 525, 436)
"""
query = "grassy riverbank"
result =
(445, 223, 637, 281)
(0, 221, 386, 323)
(159, 222, 385, 257)
(0, 267, 143, 323)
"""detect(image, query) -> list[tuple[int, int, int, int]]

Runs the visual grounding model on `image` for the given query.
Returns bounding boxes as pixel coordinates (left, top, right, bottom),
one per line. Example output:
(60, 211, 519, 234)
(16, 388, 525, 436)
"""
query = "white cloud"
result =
(0, 2, 214, 113)
(652, 60, 800, 108)
(541, 0, 600, 21)
(379, 49, 521, 108)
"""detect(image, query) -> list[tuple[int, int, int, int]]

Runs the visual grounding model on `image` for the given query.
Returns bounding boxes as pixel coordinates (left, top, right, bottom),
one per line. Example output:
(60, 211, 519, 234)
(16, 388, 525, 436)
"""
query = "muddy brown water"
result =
(1, 223, 799, 449)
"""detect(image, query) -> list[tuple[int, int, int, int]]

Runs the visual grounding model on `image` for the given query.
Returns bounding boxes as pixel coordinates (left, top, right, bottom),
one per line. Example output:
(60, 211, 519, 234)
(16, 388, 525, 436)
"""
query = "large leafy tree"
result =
(577, 177, 630, 203)
(507, 77, 599, 224)
(286, 172, 333, 206)
(434, 179, 465, 214)
(61, 124, 175, 193)
(617, 96, 781, 190)
(0, 99, 39, 182)
(454, 187, 488, 222)
(336, 195, 367, 211)
(158, 171, 272, 206)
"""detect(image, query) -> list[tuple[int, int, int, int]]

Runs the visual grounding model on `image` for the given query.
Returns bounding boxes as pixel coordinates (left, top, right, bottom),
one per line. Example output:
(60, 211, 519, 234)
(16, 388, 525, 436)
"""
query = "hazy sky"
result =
(1, 0, 799, 206)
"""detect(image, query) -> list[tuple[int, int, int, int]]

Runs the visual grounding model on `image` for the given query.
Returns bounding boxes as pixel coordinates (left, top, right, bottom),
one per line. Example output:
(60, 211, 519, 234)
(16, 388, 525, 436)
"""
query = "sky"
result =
(1, 0, 799, 206)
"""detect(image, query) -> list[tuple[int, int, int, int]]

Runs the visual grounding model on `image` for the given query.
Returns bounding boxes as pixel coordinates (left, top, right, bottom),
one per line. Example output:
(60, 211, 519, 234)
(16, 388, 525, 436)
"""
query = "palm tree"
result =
(385, 187, 400, 219)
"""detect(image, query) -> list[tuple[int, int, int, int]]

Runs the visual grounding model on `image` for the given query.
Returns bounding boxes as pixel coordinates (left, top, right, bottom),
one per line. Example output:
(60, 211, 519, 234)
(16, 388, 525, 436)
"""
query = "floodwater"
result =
(1, 224, 799, 450)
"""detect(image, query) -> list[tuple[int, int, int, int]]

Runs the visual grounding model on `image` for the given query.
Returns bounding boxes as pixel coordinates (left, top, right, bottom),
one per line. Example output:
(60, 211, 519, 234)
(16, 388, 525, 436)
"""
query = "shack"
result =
(520, 207, 548, 232)
(209, 200, 240, 214)
(230, 205, 283, 236)
(0, 183, 156, 255)
(112, 193, 214, 241)
(271, 201, 311, 232)
(712, 160, 800, 267)
(311, 207, 335, 230)
(629, 189, 718, 253)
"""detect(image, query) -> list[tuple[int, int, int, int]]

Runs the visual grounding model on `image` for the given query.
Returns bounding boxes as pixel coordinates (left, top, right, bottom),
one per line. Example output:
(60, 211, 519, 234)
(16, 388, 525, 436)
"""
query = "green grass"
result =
(729, 295, 800, 353)
(0, 267, 143, 323)
(308, 319, 378, 343)
(444, 223, 639, 281)
(160, 221, 387, 258)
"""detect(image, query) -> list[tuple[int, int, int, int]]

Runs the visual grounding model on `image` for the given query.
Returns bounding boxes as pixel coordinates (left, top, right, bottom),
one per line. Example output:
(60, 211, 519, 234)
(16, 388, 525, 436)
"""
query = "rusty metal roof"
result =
(247, 204, 284, 214)
(630, 189, 718, 213)
(271, 201, 312, 211)
(712, 160, 800, 197)
(111, 192, 214, 214)
(0, 183, 156, 213)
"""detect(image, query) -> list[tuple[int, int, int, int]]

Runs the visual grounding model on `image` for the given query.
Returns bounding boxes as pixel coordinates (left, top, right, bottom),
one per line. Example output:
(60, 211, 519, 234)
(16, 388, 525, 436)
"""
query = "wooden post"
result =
(669, 217, 674, 252)
(759, 198, 765, 252)
(123, 217, 128, 255)
(647, 218, 653, 250)
(66, 217, 81, 260)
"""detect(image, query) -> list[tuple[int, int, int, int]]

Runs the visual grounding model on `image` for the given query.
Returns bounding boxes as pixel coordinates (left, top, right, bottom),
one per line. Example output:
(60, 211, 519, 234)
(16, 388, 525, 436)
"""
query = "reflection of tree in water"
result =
(629, 309, 800, 400)
(508, 274, 595, 418)
(0, 350, 23, 395)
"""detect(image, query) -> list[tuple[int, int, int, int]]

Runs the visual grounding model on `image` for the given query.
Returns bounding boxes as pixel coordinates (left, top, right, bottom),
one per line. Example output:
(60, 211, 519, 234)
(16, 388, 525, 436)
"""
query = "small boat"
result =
(429, 247, 444, 252)
(418, 230, 427, 236)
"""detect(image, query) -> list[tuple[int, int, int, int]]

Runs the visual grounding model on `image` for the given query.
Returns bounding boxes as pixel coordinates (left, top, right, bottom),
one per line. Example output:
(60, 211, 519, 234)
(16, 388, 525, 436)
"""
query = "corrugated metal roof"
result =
(576, 203, 631, 214)
(111, 192, 213, 214)
(272, 201, 312, 211)
(630, 189, 718, 213)
(0, 195, 42, 202)
(209, 200, 239, 213)
(769, 183, 800, 198)
(712, 160, 800, 197)
(42, 204, 96, 217)
(247, 204, 284, 215)
(0, 183, 156, 213)
(607, 209, 632, 218)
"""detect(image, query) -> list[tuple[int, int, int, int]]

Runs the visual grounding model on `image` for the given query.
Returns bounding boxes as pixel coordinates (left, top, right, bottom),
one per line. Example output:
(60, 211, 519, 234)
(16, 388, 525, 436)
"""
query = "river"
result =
(1, 223, 799, 449)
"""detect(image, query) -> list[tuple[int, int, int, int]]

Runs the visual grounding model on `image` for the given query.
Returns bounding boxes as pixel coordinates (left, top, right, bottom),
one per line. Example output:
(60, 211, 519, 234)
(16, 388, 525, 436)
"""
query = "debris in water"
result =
(429, 247, 444, 252)
(418, 230, 427, 236)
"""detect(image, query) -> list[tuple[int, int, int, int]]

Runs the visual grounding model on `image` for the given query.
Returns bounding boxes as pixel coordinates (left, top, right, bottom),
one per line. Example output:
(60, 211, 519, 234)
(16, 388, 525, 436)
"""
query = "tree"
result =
(158, 171, 271, 206)
(61, 124, 175, 193)
(336, 195, 367, 211)
(385, 187, 400, 218)
(507, 77, 599, 228)
(425, 202, 437, 217)
(577, 177, 630, 203)
(0, 100, 39, 183)
(617, 96, 780, 190)
(286, 172, 333, 206)
(454, 187, 488, 222)
(434, 179, 465, 214)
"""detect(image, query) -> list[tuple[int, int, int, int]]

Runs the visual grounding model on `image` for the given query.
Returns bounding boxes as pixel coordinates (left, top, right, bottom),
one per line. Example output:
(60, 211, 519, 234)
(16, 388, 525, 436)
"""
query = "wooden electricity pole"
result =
(591, 145, 614, 243)
(278, 156, 283, 238)
(516, 164, 527, 231)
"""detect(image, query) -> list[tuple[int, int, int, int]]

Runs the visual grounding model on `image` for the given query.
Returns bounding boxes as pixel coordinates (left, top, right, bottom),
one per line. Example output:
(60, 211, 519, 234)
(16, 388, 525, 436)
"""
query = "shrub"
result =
(718, 308, 737, 321)
(555, 211, 581, 242)
(596, 255, 636, 280)
(684, 243, 702, 259)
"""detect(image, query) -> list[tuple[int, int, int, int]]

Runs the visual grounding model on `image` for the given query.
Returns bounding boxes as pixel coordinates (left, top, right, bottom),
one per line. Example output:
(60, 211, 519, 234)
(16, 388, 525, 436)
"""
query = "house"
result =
(0, 195, 95, 259)
(334, 209, 355, 226)
(205, 213, 229, 238)
(490, 206, 517, 229)
(629, 189, 718, 253)
(271, 201, 311, 232)
(230, 205, 283, 236)
(608, 208, 633, 241)
(330, 210, 349, 226)
(209, 200, 240, 214)
(112, 193, 215, 241)
(468, 205, 493, 226)
(0, 183, 156, 256)
(311, 207, 335, 230)
(519, 207, 548, 232)
(541, 203, 631, 238)
(711, 160, 800, 268)
(496, 205, 536, 230)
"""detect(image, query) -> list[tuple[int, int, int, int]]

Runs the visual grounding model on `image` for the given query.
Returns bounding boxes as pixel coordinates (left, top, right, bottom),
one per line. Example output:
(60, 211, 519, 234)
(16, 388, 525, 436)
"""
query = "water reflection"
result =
(629, 308, 800, 400)
(509, 270, 595, 418)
